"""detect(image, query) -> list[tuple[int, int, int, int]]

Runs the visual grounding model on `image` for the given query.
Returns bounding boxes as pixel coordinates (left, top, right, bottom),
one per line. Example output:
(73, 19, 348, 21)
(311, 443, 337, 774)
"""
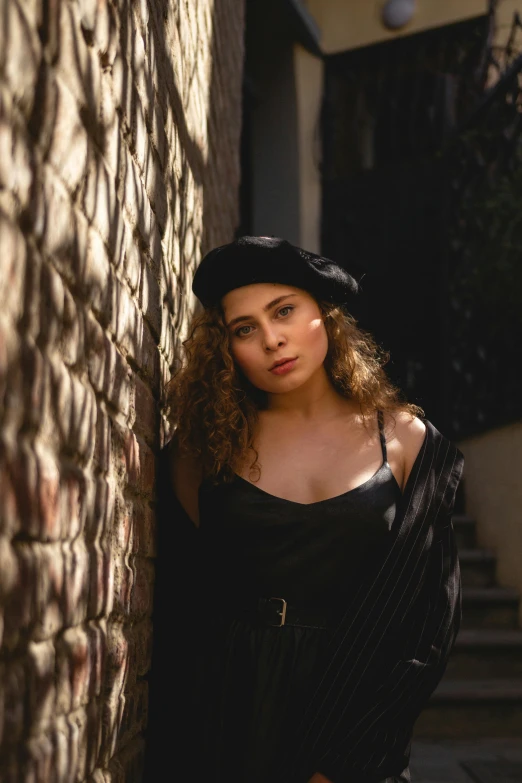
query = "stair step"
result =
(462, 586, 520, 629)
(453, 514, 477, 549)
(459, 548, 497, 587)
(457, 628, 522, 647)
(460, 549, 496, 562)
(432, 679, 522, 700)
(447, 629, 522, 679)
(460, 759, 522, 783)
(414, 679, 522, 738)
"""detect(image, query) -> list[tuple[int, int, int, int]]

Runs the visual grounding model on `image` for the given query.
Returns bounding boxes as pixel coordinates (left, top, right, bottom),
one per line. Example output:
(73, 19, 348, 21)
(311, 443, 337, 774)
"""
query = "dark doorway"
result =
(321, 16, 489, 433)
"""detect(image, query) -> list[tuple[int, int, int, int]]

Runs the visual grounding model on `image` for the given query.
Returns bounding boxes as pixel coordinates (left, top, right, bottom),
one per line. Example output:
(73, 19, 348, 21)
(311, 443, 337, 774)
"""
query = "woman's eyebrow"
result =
(226, 294, 298, 328)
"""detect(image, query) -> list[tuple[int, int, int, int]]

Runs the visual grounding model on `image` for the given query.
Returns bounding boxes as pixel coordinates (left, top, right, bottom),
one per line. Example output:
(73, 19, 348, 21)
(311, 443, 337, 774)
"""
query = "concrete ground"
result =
(410, 739, 522, 783)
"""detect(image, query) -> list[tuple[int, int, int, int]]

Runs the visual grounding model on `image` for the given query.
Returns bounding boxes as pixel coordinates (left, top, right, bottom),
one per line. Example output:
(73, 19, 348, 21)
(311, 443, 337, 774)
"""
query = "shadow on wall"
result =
(0, 0, 241, 779)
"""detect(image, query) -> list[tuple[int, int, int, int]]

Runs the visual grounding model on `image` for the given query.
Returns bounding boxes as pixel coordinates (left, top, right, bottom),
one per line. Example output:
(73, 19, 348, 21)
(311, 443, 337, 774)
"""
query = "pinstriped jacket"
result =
(144, 418, 464, 783)
(275, 418, 465, 783)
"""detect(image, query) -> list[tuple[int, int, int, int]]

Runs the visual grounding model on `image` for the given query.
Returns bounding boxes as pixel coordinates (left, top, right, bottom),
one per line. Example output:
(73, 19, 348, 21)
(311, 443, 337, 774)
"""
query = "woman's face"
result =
(221, 283, 329, 394)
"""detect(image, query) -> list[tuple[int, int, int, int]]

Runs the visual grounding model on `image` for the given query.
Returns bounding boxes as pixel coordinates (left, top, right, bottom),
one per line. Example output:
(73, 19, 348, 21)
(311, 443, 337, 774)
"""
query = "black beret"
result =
(192, 235, 360, 308)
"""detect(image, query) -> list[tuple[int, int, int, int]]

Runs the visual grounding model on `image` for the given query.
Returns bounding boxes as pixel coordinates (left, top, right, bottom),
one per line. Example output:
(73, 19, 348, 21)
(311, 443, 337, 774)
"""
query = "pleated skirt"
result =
(184, 612, 412, 783)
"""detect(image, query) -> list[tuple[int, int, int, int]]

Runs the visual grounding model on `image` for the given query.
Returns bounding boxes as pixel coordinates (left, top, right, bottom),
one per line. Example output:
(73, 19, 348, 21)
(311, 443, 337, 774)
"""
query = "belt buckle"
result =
(262, 597, 287, 627)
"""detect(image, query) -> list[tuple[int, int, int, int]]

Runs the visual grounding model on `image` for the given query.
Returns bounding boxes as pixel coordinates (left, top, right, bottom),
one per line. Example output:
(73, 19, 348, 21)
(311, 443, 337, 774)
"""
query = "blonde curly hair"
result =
(165, 299, 422, 483)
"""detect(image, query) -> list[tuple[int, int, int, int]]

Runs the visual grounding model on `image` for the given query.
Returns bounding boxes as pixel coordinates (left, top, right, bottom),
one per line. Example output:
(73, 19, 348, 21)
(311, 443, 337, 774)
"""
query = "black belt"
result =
(223, 596, 341, 629)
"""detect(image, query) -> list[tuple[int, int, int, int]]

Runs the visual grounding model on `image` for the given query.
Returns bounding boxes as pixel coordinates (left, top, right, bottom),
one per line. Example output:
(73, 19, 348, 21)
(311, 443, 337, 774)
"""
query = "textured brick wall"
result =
(0, 0, 244, 779)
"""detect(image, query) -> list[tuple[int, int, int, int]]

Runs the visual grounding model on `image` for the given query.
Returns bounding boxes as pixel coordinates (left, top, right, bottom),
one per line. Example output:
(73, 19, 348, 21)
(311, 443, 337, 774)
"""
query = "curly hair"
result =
(165, 300, 423, 483)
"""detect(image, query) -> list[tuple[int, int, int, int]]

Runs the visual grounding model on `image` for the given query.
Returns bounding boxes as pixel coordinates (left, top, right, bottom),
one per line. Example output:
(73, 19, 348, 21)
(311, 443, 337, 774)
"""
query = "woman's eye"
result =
(234, 306, 293, 337)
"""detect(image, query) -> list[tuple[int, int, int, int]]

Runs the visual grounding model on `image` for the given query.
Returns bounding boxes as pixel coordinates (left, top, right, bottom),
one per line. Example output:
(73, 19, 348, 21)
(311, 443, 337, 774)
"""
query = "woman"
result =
(145, 236, 464, 783)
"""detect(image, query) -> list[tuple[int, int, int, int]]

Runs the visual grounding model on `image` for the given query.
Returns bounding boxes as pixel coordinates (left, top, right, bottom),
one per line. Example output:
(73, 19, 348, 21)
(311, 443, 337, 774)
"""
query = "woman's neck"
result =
(265, 367, 355, 423)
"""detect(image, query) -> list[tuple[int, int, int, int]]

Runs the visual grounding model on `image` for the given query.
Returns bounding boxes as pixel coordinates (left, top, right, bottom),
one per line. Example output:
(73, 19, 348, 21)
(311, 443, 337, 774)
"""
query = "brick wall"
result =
(0, 0, 244, 779)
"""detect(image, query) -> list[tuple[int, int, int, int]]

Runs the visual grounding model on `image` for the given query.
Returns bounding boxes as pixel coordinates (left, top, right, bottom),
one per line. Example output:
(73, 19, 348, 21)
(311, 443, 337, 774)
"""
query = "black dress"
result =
(145, 416, 464, 783)
(189, 412, 411, 783)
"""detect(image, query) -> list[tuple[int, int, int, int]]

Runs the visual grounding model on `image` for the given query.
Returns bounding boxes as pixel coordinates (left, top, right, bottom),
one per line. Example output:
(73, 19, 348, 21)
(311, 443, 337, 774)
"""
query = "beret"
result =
(192, 235, 360, 308)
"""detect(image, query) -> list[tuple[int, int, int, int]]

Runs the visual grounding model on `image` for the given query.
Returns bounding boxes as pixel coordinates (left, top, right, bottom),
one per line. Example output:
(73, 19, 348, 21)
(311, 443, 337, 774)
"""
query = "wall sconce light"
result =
(381, 0, 416, 30)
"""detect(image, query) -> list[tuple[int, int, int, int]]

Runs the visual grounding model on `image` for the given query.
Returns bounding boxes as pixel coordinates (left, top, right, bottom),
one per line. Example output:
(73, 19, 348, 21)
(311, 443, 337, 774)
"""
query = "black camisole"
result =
(198, 411, 401, 608)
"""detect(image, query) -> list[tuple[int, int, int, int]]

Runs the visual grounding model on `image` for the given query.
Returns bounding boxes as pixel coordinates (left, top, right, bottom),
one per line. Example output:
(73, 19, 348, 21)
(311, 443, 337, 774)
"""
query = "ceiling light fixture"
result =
(381, 0, 416, 30)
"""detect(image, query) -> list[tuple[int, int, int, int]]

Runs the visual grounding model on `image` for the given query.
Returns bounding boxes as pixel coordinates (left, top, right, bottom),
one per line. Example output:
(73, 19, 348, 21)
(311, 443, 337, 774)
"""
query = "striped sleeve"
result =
(276, 421, 465, 783)
(315, 514, 462, 782)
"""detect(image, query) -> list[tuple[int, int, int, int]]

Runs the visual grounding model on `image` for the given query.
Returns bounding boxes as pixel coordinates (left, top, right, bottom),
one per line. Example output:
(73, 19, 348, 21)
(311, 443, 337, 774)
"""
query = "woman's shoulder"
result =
(382, 409, 427, 490)
(386, 409, 427, 445)
(161, 432, 202, 473)
(160, 435, 202, 528)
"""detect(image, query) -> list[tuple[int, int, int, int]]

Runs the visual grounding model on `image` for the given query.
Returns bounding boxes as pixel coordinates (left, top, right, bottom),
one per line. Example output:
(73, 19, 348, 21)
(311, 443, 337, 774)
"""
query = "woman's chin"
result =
(260, 374, 309, 395)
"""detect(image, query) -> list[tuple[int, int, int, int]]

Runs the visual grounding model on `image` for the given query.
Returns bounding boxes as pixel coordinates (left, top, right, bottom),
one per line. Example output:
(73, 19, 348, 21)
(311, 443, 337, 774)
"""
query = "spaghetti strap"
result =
(377, 410, 387, 464)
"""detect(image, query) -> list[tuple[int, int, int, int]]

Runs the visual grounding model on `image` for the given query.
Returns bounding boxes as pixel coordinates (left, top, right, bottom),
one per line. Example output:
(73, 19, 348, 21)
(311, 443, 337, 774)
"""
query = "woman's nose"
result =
(262, 324, 285, 351)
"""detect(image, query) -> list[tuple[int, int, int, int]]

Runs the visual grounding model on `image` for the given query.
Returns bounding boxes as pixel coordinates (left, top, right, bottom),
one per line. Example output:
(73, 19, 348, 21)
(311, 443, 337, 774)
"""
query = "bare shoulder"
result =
(392, 410, 427, 449)
(383, 410, 427, 491)
(168, 435, 202, 528)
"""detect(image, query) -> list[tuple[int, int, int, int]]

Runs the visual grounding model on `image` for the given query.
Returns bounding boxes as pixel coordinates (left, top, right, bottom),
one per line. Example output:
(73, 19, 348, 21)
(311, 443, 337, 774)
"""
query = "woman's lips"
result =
(270, 358, 298, 375)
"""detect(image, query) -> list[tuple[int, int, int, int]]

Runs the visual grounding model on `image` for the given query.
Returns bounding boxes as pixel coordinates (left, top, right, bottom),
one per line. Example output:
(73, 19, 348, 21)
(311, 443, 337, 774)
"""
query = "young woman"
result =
(144, 236, 464, 783)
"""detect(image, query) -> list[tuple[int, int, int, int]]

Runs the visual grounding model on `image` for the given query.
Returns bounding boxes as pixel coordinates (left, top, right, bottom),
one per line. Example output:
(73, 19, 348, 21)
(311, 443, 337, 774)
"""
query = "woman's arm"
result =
(314, 510, 461, 782)
(143, 441, 204, 778)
